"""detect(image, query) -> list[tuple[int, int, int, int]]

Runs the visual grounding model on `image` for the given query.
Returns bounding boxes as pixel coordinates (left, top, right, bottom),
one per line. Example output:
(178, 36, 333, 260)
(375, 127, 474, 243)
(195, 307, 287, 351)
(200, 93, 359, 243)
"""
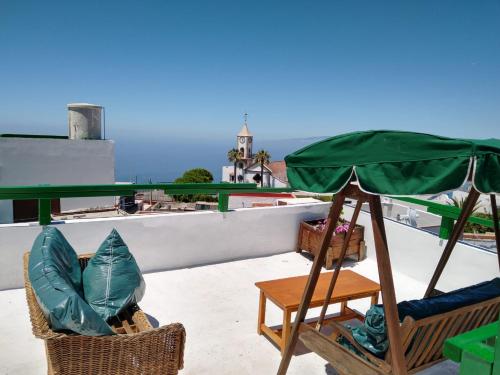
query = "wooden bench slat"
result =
(407, 324, 433, 368)
(428, 313, 463, 362)
(299, 328, 387, 375)
(415, 318, 449, 367)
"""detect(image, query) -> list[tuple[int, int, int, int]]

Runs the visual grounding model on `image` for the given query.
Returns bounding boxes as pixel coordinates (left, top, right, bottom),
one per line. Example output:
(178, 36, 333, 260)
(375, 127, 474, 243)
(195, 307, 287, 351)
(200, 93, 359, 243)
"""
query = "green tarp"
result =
(285, 130, 500, 195)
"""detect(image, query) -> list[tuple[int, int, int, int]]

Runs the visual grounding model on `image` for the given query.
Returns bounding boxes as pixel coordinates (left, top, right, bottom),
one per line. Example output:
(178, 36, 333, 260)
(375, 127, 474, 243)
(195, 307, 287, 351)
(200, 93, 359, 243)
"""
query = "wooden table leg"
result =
(281, 309, 292, 355)
(371, 292, 379, 306)
(258, 291, 266, 335)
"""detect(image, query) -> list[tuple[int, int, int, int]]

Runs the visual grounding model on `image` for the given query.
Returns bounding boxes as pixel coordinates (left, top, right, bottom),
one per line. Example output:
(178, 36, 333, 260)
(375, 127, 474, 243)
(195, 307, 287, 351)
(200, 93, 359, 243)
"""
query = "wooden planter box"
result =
(296, 219, 365, 270)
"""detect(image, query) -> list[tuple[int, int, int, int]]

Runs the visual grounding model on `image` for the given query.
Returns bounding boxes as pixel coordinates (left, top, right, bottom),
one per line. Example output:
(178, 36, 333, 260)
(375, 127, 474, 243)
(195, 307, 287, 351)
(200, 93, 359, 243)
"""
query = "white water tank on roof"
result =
(67, 103, 103, 140)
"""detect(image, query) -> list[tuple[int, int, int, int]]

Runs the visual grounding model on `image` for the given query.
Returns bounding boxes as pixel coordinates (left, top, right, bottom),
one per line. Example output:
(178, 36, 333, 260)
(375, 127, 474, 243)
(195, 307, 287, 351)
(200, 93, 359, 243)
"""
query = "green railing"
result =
(392, 196, 496, 240)
(1, 184, 496, 239)
(0, 183, 294, 225)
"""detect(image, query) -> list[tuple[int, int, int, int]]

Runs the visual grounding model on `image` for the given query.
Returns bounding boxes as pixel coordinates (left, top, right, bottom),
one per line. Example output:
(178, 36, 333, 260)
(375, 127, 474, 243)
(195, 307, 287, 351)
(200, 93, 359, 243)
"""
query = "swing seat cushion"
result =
(349, 278, 500, 358)
(397, 277, 500, 321)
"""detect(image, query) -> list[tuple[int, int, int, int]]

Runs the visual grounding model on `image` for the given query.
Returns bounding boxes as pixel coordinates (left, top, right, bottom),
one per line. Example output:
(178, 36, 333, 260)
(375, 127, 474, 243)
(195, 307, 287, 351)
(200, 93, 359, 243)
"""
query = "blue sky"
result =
(1, 0, 500, 178)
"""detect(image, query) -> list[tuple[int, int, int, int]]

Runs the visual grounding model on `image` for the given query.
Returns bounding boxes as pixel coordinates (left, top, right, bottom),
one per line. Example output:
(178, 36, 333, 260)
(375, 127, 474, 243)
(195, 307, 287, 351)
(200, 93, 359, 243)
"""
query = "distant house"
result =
(221, 120, 289, 188)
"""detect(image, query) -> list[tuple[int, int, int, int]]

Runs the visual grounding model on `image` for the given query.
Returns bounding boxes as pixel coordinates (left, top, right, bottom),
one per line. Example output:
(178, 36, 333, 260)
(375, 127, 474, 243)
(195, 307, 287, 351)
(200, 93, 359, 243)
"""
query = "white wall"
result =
(229, 195, 281, 209)
(3, 201, 496, 294)
(0, 138, 115, 223)
(0, 203, 331, 290)
(343, 204, 499, 294)
(270, 177, 288, 188)
(222, 165, 233, 182)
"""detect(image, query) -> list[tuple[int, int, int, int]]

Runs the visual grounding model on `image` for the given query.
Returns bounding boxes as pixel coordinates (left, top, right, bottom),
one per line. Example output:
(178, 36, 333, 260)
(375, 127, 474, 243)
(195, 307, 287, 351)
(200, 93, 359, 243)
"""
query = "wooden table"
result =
(255, 270, 380, 354)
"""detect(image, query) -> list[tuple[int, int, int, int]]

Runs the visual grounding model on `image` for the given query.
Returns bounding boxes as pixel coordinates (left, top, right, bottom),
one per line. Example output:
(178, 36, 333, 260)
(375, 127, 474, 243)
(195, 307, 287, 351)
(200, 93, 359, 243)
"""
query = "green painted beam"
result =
(0, 133, 68, 139)
(218, 193, 229, 212)
(0, 183, 295, 224)
(460, 350, 493, 375)
(0, 184, 294, 200)
(493, 314, 500, 375)
(0, 182, 255, 194)
(439, 217, 454, 240)
(444, 321, 498, 363)
(38, 199, 52, 226)
(0, 190, 135, 200)
(393, 196, 495, 233)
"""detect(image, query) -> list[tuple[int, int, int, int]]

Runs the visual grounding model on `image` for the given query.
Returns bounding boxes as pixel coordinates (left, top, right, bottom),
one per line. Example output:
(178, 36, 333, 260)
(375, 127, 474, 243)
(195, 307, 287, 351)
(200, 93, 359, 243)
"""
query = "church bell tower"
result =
(237, 113, 253, 165)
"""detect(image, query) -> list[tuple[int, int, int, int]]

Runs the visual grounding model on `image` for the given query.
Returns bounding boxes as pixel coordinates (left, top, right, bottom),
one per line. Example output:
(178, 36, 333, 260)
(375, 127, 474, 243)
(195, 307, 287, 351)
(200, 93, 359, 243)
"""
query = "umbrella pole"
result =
(369, 195, 407, 375)
(424, 188, 480, 297)
(315, 199, 364, 331)
(277, 190, 346, 375)
(490, 194, 500, 270)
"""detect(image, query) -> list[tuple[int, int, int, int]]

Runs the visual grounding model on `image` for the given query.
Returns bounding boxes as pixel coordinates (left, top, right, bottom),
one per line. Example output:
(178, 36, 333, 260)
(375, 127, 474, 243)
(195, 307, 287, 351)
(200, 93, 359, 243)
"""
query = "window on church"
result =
(239, 147, 244, 155)
(238, 162, 244, 169)
(253, 174, 261, 183)
(237, 174, 244, 182)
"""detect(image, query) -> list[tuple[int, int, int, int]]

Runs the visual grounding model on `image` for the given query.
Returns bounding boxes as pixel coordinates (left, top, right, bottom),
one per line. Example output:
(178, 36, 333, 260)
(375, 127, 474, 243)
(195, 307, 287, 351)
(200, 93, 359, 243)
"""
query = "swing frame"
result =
(277, 181, 500, 375)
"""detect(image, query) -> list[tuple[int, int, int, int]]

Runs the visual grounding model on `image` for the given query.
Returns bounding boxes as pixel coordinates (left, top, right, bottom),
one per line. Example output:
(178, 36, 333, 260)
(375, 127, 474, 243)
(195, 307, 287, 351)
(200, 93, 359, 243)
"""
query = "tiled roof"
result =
(268, 160, 288, 182)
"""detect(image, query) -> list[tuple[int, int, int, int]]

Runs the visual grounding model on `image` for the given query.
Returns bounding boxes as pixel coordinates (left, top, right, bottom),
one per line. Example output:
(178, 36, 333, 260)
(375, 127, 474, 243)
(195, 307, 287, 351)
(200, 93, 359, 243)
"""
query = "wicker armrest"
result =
(329, 321, 391, 372)
(45, 323, 186, 374)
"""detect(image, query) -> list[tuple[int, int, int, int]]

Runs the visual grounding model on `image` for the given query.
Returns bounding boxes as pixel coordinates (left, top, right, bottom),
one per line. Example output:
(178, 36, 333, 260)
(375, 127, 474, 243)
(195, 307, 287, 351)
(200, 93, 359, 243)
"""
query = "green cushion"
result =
(351, 305, 388, 358)
(28, 227, 114, 336)
(83, 229, 145, 321)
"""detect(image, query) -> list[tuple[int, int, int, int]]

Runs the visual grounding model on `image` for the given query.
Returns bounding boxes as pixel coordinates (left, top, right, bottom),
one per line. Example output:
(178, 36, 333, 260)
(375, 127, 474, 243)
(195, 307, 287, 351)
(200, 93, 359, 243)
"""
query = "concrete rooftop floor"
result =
(0, 252, 459, 375)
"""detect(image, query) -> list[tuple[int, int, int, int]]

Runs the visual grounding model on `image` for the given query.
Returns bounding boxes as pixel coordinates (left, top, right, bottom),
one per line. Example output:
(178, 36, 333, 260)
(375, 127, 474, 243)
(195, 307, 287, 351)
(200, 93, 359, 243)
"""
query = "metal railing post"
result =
(39, 199, 52, 225)
(439, 217, 454, 239)
(218, 193, 229, 212)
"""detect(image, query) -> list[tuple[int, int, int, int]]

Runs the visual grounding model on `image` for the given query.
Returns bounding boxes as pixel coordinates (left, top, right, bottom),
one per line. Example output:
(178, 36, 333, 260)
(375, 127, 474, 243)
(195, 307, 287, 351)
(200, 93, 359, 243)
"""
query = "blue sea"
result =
(114, 136, 326, 183)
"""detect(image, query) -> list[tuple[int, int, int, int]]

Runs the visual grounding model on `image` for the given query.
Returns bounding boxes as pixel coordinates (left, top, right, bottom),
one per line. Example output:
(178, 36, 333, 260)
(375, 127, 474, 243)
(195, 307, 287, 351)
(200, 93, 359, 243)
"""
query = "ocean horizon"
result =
(114, 136, 326, 183)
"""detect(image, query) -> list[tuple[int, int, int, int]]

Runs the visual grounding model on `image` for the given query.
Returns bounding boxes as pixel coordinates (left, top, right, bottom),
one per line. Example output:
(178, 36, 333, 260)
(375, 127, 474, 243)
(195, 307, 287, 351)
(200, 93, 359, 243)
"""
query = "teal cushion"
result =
(28, 227, 114, 336)
(351, 305, 388, 358)
(83, 229, 145, 321)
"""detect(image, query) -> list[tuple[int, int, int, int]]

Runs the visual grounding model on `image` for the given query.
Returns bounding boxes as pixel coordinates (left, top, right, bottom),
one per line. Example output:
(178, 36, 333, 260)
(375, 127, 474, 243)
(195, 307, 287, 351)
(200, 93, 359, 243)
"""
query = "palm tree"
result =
(451, 196, 481, 215)
(450, 195, 483, 233)
(227, 148, 241, 183)
(254, 149, 271, 187)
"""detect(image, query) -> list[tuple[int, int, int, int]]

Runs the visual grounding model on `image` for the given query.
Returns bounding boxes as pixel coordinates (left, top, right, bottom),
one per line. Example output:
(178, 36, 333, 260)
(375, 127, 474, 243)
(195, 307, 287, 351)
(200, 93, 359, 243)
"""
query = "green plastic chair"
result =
(443, 314, 500, 375)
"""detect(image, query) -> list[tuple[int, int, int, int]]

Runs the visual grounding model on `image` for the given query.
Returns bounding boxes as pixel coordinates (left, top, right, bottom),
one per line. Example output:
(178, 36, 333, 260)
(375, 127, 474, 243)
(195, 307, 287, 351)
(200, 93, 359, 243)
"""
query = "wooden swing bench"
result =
(300, 295, 500, 374)
(278, 131, 500, 375)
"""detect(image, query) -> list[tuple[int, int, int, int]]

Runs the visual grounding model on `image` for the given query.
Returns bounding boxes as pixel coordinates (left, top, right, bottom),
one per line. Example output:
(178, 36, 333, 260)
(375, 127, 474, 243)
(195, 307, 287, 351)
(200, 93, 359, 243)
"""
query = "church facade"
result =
(221, 120, 288, 188)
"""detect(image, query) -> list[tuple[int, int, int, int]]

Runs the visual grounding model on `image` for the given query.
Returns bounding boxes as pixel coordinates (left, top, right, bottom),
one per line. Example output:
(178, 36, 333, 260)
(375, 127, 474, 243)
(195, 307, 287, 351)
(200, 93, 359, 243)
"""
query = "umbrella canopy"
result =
(285, 130, 500, 195)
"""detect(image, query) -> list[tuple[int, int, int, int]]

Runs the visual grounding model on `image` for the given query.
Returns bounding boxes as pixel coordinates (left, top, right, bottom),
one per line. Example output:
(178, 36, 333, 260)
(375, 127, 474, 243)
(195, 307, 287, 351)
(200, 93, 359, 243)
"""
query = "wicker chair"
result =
(23, 253, 186, 375)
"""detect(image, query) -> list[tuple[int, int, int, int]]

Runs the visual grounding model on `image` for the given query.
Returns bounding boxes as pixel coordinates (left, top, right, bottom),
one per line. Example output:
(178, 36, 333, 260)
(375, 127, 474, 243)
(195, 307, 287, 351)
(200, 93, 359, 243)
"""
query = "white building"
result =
(0, 103, 116, 223)
(221, 118, 288, 188)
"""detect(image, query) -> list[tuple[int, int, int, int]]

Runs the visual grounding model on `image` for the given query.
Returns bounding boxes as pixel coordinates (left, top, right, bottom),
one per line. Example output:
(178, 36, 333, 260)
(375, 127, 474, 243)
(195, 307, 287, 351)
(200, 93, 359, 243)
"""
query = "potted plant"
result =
(296, 217, 365, 269)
